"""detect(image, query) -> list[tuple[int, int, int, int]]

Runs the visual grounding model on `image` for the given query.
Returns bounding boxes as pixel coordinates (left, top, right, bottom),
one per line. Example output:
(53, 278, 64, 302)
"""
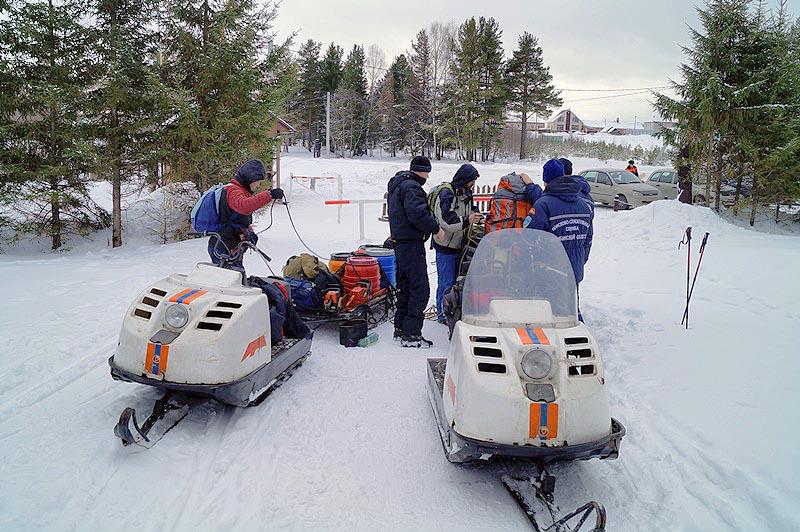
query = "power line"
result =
(562, 90, 655, 103)
(559, 86, 670, 92)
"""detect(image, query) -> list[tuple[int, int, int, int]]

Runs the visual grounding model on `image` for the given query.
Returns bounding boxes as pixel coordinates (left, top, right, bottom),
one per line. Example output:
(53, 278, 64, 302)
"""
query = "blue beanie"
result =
(410, 155, 432, 173)
(543, 159, 565, 183)
(235, 159, 267, 184)
(558, 158, 573, 176)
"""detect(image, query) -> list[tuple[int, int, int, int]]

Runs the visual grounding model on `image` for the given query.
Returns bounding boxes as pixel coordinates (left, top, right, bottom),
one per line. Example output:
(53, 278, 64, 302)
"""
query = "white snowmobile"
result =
(109, 242, 313, 449)
(427, 229, 625, 530)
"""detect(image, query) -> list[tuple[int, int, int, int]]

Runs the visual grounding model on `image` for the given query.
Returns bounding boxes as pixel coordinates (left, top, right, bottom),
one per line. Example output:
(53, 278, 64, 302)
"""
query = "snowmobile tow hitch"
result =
(501, 466, 607, 531)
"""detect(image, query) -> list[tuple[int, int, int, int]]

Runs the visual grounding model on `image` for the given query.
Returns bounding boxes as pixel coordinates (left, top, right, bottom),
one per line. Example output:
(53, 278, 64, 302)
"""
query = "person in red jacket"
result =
(626, 159, 639, 178)
(208, 159, 284, 271)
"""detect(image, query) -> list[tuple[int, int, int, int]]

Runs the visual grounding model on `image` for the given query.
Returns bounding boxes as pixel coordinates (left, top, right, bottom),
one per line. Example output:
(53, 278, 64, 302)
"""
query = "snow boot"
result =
(401, 335, 433, 349)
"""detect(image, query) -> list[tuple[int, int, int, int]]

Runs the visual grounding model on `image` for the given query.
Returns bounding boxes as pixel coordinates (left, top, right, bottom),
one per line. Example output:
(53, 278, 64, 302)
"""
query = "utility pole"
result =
(326, 91, 331, 157)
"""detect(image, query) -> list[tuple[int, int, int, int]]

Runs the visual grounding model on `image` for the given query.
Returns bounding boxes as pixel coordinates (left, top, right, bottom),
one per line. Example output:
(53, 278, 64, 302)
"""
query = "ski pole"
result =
(678, 227, 692, 329)
(681, 232, 710, 327)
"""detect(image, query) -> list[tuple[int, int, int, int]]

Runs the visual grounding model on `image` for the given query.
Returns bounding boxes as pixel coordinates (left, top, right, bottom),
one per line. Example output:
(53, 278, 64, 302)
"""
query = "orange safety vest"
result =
(626, 165, 638, 175)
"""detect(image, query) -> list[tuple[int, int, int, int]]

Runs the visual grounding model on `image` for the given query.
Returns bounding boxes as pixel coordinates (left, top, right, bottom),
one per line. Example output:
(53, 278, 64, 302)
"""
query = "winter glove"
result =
(269, 188, 285, 200)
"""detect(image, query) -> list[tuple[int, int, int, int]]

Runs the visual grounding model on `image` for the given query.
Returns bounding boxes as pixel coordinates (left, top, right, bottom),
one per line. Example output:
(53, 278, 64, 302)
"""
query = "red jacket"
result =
(224, 179, 272, 215)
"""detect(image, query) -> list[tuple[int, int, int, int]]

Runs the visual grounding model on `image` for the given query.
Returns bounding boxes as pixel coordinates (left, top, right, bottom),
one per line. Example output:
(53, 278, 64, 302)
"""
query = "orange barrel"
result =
(328, 252, 352, 274)
(343, 256, 381, 294)
(359, 246, 396, 288)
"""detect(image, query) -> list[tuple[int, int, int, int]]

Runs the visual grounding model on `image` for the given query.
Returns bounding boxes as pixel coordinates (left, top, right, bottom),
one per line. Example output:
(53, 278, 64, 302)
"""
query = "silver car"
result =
(647, 168, 738, 205)
(578, 169, 660, 209)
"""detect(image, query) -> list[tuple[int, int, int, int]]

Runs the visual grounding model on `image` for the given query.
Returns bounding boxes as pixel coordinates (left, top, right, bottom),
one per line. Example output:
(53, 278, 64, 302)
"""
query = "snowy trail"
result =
(1, 152, 798, 531)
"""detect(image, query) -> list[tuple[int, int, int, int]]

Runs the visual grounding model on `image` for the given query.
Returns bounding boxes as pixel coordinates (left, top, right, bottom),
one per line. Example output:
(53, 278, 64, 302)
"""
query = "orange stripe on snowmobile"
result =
(169, 288, 193, 302)
(145, 342, 169, 375)
(529, 402, 558, 440)
(516, 327, 534, 345)
(446, 375, 456, 404)
(532, 327, 550, 346)
(169, 288, 207, 304)
(180, 290, 207, 304)
(241, 335, 267, 362)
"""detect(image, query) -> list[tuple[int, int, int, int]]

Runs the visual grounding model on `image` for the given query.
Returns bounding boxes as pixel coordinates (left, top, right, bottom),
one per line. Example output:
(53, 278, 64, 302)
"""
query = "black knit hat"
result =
(410, 155, 432, 173)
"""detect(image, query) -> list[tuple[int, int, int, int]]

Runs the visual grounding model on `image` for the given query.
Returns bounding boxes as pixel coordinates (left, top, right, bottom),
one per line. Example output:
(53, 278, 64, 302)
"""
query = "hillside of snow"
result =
(1, 151, 798, 531)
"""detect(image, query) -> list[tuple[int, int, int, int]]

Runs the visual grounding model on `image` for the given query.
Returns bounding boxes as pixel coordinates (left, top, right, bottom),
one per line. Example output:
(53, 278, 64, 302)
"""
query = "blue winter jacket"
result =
(569, 174, 595, 213)
(388, 171, 440, 241)
(525, 176, 594, 283)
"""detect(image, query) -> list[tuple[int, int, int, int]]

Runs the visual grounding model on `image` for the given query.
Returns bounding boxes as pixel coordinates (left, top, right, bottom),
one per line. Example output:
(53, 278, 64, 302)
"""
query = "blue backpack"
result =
(191, 184, 225, 233)
(285, 277, 322, 312)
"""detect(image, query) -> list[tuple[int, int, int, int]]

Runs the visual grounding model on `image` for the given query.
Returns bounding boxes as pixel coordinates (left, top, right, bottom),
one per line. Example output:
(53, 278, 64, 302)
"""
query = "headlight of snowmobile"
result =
(521, 349, 553, 380)
(165, 304, 189, 329)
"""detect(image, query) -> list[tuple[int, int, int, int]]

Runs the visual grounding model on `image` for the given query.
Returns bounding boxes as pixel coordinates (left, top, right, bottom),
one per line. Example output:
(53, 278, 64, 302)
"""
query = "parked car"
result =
(578, 169, 660, 209)
(647, 168, 740, 206)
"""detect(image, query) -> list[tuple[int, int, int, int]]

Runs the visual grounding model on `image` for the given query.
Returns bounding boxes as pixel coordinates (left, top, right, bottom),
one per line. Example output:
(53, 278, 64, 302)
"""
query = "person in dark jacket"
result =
(209, 159, 284, 272)
(387, 156, 445, 348)
(430, 163, 483, 323)
(559, 157, 594, 213)
(525, 159, 593, 319)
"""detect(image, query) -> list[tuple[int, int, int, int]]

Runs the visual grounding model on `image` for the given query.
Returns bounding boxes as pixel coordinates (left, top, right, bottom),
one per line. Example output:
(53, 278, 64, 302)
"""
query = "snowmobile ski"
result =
(501, 472, 607, 532)
(114, 392, 190, 449)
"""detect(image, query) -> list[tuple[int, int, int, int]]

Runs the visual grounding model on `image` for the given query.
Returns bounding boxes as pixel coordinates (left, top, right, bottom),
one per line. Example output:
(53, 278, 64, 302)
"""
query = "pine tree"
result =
(1, 0, 109, 249)
(475, 17, 506, 162)
(654, 0, 754, 210)
(409, 29, 433, 156)
(504, 32, 562, 160)
(158, 0, 293, 190)
(338, 45, 368, 156)
(448, 18, 482, 161)
(88, 0, 157, 247)
(295, 39, 323, 151)
(320, 43, 344, 94)
(319, 43, 344, 152)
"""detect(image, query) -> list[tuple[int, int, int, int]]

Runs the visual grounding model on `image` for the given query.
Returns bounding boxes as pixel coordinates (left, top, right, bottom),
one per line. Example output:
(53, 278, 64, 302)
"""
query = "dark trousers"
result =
(207, 237, 243, 270)
(394, 239, 429, 337)
(208, 237, 246, 285)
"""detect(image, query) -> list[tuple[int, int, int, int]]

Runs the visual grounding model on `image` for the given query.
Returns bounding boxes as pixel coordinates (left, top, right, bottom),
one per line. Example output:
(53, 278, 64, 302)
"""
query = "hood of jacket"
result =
(234, 159, 267, 188)
(570, 175, 591, 196)
(544, 175, 581, 201)
(451, 163, 479, 190)
(388, 170, 425, 194)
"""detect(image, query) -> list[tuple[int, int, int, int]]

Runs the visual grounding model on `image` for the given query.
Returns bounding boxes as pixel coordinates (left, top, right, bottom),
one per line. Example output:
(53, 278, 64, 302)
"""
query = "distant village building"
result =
(504, 119, 547, 136)
(266, 116, 296, 188)
(546, 109, 586, 132)
(545, 109, 676, 135)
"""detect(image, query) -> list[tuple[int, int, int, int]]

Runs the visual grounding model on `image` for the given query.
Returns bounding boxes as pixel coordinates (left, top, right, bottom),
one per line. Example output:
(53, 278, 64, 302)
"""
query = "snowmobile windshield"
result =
(461, 229, 578, 329)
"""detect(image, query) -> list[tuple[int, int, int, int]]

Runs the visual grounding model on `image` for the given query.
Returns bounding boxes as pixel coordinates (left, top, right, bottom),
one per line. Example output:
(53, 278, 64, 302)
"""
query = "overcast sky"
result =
(275, 0, 796, 124)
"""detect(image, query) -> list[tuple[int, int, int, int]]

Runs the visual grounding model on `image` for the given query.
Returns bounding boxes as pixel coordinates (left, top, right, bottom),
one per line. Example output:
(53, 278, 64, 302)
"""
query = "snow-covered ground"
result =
(1, 150, 798, 531)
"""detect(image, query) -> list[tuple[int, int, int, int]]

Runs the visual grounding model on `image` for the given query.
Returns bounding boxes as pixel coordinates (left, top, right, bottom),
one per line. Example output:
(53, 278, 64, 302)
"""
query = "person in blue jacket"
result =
(559, 157, 594, 213)
(525, 159, 594, 319)
(387, 156, 446, 348)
